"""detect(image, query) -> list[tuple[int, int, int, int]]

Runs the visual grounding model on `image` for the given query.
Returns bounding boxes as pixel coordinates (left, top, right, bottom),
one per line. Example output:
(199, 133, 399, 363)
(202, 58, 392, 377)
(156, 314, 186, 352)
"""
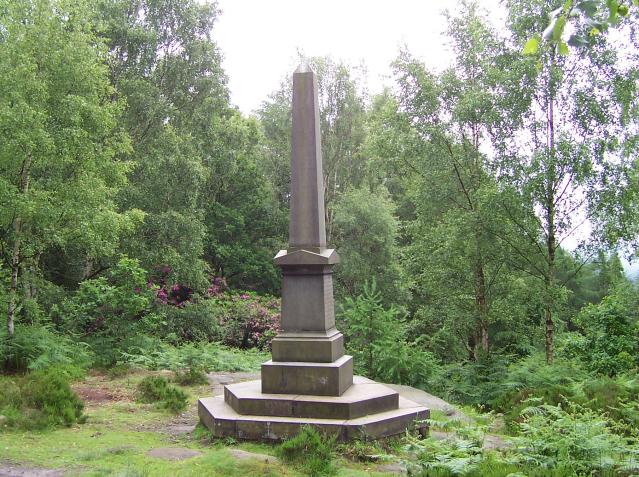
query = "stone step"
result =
(198, 394, 429, 442)
(225, 377, 399, 420)
(261, 355, 353, 396)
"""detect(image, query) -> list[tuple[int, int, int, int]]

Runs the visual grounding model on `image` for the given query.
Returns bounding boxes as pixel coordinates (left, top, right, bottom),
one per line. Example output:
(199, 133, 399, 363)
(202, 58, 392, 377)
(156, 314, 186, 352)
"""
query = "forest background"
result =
(1, 0, 639, 475)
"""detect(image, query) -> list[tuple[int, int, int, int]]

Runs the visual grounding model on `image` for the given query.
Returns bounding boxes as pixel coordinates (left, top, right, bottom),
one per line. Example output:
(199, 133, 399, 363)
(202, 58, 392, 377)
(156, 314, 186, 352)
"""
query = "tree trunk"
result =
(7, 155, 32, 337)
(545, 90, 556, 365)
(545, 298, 554, 365)
(545, 229, 556, 365)
(7, 217, 21, 337)
(475, 263, 489, 355)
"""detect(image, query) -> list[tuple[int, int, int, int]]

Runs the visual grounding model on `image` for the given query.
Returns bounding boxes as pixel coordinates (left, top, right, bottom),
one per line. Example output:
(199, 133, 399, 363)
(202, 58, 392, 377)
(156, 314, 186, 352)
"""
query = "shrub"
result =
(122, 341, 268, 373)
(513, 400, 639, 475)
(430, 355, 512, 408)
(107, 363, 132, 379)
(0, 367, 85, 429)
(136, 375, 188, 414)
(53, 257, 162, 367)
(339, 282, 440, 388)
(0, 324, 92, 373)
(160, 299, 222, 343)
(489, 353, 588, 424)
(160, 386, 189, 413)
(216, 292, 280, 349)
(173, 367, 208, 386)
(137, 376, 169, 402)
(277, 426, 337, 476)
(572, 291, 638, 376)
(580, 375, 639, 434)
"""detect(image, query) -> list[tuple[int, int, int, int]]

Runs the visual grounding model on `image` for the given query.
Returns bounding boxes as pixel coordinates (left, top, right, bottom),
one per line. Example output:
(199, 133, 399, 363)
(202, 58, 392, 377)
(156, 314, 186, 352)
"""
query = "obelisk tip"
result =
(294, 61, 312, 74)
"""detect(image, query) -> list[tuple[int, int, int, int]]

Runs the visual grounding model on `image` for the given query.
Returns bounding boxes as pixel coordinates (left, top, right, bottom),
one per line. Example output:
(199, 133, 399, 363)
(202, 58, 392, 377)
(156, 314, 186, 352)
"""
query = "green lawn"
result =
(0, 371, 401, 476)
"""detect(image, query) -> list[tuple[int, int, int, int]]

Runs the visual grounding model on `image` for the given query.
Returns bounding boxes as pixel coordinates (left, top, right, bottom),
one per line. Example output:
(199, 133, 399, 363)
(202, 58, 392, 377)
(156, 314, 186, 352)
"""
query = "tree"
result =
(331, 186, 406, 304)
(372, 3, 534, 360)
(499, 0, 638, 363)
(96, 0, 284, 291)
(0, 0, 133, 336)
(96, 0, 225, 287)
(523, 0, 638, 56)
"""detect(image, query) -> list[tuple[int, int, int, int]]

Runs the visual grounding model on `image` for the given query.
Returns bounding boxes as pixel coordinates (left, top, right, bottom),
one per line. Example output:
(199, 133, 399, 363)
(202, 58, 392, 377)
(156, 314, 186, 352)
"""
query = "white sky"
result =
(214, 0, 504, 114)
(211, 0, 638, 276)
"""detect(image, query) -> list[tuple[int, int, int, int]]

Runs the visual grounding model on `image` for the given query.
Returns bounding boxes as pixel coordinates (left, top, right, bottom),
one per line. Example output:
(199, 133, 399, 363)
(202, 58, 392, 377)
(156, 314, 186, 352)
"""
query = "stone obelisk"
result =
(197, 64, 428, 441)
(261, 63, 352, 396)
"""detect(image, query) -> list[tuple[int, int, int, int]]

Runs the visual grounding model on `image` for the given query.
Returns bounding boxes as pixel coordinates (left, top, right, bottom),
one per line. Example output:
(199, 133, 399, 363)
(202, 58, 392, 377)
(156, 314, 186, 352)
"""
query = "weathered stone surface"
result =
(227, 449, 279, 464)
(146, 447, 202, 461)
(273, 248, 339, 266)
(384, 383, 471, 424)
(278, 265, 336, 334)
(289, 62, 326, 250)
(197, 394, 428, 442)
(271, 330, 344, 362)
(225, 378, 399, 419)
(261, 355, 353, 396)
(375, 462, 407, 475)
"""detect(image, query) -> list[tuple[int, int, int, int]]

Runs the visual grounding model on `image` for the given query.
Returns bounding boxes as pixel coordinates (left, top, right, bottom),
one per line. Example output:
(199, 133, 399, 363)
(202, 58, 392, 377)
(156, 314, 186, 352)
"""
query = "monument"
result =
(198, 63, 428, 441)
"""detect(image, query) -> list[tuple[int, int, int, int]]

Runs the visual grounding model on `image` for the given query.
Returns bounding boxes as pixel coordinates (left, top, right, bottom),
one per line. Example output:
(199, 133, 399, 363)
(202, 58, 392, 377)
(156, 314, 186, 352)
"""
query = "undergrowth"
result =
(122, 341, 267, 373)
(276, 425, 337, 476)
(0, 367, 85, 430)
(136, 375, 188, 414)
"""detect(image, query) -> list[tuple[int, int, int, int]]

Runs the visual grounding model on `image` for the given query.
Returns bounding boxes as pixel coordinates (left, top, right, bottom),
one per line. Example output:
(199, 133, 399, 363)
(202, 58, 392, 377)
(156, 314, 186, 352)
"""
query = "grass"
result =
(0, 371, 400, 477)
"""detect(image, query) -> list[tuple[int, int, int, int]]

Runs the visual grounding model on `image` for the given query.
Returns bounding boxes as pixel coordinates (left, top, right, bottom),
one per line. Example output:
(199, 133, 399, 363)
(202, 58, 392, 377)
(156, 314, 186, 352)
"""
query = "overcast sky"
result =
(214, 0, 504, 114)
(211, 0, 638, 275)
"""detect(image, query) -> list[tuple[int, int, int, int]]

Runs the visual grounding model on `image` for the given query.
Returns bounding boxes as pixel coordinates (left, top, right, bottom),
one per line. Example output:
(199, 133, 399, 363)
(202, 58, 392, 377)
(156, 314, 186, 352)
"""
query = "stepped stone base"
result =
(271, 330, 344, 362)
(198, 376, 429, 441)
(261, 355, 353, 396)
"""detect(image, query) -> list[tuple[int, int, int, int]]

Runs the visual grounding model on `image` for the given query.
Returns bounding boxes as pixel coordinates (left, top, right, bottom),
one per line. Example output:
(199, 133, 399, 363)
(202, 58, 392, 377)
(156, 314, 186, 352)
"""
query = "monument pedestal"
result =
(198, 376, 428, 441)
(198, 63, 428, 441)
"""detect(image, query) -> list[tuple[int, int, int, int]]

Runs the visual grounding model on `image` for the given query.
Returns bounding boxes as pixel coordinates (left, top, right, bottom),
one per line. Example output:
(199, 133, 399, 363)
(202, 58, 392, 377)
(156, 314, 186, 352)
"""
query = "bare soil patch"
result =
(0, 463, 65, 477)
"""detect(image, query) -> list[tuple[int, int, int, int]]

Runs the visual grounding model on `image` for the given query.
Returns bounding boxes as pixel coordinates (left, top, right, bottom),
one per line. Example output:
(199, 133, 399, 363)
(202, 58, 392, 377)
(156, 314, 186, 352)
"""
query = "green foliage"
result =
(430, 355, 513, 408)
(0, 367, 84, 430)
(0, 324, 91, 373)
(490, 353, 589, 423)
(214, 293, 280, 350)
(514, 400, 639, 474)
(136, 375, 188, 414)
(54, 257, 160, 367)
(96, 0, 284, 291)
(106, 363, 132, 380)
(339, 282, 439, 388)
(0, 0, 137, 336)
(122, 341, 267, 373)
(160, 299, 223, 343)
(579, 375, 639, 434)
(276, 425, 337, 477)
(173, 367, 208, 386)
(526, 0, 638, 56)
(332, 186, 406, 303)
(571, 288, 638, 376)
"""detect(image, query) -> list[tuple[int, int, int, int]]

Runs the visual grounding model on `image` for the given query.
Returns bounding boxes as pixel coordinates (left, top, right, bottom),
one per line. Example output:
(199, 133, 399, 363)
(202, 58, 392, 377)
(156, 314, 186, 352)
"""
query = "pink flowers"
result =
(217, 293, 281, 350)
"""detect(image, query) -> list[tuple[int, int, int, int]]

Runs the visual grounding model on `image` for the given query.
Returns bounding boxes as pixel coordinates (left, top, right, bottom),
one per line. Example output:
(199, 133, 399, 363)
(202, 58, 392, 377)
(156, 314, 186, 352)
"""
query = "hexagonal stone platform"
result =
(225, 377, 399, 419)
(198, 376, 429, 441)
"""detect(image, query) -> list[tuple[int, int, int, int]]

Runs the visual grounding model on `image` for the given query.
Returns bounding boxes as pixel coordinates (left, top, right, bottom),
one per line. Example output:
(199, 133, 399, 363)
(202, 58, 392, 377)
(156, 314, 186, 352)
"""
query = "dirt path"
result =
(0, 464, 65, 477)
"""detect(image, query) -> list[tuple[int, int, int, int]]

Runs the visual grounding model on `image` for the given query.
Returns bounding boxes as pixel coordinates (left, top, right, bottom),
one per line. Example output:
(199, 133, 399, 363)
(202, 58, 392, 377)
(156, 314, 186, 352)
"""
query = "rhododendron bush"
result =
(214, 292, 280, 350)
(149, 268, 280, 350)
